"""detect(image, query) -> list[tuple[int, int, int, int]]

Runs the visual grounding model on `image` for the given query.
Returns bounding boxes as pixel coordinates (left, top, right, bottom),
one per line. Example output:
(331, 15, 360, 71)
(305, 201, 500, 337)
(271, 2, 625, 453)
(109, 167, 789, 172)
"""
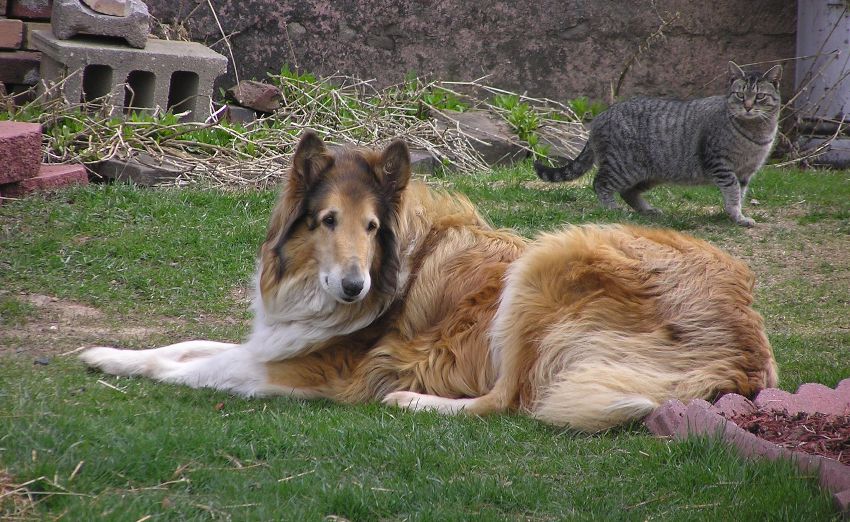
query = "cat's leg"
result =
(711, 169, 755, 227)
(592, 166, 621, 210)
(739, 174, 753, 202)
(620, 180, 660, 214)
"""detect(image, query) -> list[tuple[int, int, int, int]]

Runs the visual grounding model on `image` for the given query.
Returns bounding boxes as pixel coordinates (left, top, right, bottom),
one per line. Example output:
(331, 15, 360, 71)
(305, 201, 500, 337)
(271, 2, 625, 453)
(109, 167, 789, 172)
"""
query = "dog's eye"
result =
(367, 221, 378, 232)
(322, 215, 336, 228)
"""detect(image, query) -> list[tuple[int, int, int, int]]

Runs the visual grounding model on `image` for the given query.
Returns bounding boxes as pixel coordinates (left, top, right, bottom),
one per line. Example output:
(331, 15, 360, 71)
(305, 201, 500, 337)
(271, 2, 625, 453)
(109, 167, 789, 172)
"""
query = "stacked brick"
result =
(0, 120, 88, 200)
(0, 0, 52, 103)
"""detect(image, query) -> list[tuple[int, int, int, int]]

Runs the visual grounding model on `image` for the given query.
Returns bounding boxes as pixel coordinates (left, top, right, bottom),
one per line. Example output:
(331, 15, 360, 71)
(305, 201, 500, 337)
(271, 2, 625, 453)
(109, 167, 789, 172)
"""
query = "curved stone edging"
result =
(644, 379, 850, 515)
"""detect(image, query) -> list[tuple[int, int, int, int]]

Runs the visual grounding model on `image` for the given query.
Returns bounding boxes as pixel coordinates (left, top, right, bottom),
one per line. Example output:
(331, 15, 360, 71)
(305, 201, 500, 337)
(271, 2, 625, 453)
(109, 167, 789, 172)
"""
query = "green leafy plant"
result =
(422, 87, 468, 113)
(491, 94, 549, 159)
(46, 113, 86, 155)
(568, 96, 607, 121)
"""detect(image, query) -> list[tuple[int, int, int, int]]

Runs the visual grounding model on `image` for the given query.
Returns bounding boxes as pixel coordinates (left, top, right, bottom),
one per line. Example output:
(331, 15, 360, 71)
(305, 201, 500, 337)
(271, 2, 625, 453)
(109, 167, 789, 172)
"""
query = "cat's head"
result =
(726, 61, 782, 120)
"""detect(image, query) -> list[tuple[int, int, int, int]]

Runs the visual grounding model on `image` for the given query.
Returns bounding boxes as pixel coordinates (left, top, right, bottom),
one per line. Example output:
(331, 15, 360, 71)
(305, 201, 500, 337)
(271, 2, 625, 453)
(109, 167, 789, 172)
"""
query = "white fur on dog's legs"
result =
(80, 342, 261, 394)
(382, 391, 478, 415)
(79, 340, 237, 377)
(79, 341, 318, 398)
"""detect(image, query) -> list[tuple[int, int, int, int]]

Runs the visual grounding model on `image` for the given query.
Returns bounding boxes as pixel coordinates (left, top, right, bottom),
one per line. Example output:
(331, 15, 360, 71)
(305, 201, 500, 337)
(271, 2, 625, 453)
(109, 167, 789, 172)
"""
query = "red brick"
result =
(818, 458, 850, 495)
(834, 489, 850, 515)
(0, 120, 41, 184)
(711, 393, 756, 418)
(8, 0, 53, 20)
(753, 388, 796, 414)
(0, 50, 41, 85)
(1, 163, 87, 197)
(795, 382, 849, 415)
(643, 399, 686, 437)
(0, 19, 24, 50)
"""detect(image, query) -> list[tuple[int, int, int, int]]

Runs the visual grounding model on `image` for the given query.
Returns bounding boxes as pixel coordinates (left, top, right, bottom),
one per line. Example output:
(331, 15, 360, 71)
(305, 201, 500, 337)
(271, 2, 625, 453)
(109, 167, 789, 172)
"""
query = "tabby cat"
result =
(534, 62, 782, 226)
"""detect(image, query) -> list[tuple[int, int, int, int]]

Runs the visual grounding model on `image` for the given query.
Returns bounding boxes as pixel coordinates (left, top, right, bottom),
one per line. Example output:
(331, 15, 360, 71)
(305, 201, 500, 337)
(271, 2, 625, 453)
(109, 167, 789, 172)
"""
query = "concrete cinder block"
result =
(1, 163, 88, 197)
(52, 0, 150, 49)
(0, 50, 41, 85)
(32, 29, 227, 122)
(0, 121, 42, 184)
(0, 19, 24, 50)
(22, 21, 52, 50)
(9, 0, 52, 20)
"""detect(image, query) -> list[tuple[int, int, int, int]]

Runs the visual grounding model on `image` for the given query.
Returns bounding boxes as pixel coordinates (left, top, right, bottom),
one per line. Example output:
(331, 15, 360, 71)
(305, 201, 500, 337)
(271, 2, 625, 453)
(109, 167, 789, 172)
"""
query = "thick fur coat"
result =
(81, 133, 778, 432)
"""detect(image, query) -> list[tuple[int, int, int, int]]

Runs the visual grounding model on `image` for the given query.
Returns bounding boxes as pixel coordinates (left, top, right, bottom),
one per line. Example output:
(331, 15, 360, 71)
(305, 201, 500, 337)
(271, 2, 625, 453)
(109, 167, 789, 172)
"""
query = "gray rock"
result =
(226, 80, 282, 114)
(81, 0, 131, 17)
(95, 152, 184, 186)
(436, 110, 525, 166)
(143, 1, 795, 108)
(52, 0, 150, 49)
(537, 121, 588, 163)
(220, 104, 257, 124)
(409, 148, 440, 175)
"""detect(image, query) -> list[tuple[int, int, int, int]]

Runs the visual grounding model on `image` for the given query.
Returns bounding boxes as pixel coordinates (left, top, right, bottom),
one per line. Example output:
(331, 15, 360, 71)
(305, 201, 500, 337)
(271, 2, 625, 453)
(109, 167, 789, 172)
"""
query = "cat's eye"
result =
(735, 92, 744, 100)
(755, 93, 767, 101)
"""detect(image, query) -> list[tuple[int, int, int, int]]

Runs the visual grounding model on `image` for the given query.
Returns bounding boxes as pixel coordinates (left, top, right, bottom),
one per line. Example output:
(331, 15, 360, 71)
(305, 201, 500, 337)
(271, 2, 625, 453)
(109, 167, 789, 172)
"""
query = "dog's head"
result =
(261, 132, 410, 305)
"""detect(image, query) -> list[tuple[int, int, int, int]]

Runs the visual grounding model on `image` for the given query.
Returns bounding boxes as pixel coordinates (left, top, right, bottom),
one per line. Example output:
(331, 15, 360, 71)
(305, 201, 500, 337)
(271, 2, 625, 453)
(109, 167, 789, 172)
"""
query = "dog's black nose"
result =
(342, 278, 364, 297)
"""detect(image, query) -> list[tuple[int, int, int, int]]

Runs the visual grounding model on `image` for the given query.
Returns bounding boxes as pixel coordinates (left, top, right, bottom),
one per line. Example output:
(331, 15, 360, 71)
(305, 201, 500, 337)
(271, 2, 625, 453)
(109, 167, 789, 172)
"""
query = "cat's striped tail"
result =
(533, 142, 595, 182)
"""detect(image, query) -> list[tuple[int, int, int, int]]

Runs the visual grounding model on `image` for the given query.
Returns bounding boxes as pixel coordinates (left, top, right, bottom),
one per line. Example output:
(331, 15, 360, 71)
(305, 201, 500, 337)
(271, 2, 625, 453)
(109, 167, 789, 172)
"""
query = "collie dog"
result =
(81, 132, 778, 432)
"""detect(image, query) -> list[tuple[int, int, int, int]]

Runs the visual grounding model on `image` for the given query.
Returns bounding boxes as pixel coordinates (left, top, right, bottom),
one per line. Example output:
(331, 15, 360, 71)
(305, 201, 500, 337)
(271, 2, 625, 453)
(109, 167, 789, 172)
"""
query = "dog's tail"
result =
(533, 142, 595, 182)
(530, 361, 669, 432)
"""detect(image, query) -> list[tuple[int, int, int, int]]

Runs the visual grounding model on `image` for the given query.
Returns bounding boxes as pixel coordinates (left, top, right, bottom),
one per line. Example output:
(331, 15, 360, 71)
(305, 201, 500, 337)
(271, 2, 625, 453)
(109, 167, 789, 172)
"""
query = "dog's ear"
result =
(291, 131, 333, 191)
(372, 140, 410, 297)
(378, 140, 411, 195)
(259, 132, 333, 302)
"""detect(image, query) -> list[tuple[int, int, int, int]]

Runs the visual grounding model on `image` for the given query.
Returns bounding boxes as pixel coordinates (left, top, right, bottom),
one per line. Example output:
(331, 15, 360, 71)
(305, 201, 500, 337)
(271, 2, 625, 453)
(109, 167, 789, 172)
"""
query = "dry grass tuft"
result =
(3, 73, 586, 188)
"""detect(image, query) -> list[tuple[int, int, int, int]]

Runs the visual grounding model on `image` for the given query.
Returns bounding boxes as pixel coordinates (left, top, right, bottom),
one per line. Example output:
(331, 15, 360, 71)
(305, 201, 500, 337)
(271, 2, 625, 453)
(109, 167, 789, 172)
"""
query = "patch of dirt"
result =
(731, 410, 850, 465)
(0, 468, 35, 519)
(0, 293, 178, 358)
(715, 214, 850, 335)
(716, 213, 837, 272)
(229, 284, 253, 306)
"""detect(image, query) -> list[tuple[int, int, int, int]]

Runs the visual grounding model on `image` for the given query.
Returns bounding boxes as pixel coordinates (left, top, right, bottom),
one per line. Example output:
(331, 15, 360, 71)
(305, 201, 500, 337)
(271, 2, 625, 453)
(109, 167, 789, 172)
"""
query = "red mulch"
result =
(729, 410, 850, 465)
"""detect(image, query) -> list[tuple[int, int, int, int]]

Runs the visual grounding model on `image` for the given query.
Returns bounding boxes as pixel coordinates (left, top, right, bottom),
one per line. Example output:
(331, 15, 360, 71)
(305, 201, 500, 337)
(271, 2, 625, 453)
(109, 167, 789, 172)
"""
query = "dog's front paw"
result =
(79, 347, 144, 376)
(382, 391, 423, 409)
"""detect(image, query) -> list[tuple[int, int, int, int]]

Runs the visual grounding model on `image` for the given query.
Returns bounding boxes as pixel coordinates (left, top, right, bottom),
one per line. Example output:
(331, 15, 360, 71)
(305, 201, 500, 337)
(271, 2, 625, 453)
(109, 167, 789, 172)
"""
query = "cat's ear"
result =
(761, 65, 782, 87)
(728, 61, 746, 81)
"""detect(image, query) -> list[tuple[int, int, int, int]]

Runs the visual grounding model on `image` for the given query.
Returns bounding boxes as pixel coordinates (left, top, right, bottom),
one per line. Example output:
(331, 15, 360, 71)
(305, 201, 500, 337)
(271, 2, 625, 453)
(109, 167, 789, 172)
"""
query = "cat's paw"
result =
(736, 216, 756, 227)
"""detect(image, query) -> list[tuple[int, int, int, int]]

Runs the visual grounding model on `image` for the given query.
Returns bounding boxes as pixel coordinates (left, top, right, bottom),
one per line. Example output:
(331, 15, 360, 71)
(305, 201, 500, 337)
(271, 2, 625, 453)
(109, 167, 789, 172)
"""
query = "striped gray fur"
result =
(535, 62, 782, 227)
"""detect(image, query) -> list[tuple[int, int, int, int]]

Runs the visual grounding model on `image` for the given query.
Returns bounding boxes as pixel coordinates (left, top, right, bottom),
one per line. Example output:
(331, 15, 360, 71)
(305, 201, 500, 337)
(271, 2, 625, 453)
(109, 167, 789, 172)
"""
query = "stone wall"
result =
(145, 0, 796, 103)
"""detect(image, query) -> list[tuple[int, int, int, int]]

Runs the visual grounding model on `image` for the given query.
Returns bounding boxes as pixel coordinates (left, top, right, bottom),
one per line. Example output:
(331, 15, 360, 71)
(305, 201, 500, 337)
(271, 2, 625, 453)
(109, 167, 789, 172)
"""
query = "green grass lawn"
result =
(1, 164, 848, 520)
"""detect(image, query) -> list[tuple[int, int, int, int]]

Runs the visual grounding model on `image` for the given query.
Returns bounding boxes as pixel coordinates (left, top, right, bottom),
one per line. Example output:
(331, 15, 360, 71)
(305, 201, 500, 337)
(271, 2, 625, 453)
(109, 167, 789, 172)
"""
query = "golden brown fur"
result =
(80, 133, 778, 432)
